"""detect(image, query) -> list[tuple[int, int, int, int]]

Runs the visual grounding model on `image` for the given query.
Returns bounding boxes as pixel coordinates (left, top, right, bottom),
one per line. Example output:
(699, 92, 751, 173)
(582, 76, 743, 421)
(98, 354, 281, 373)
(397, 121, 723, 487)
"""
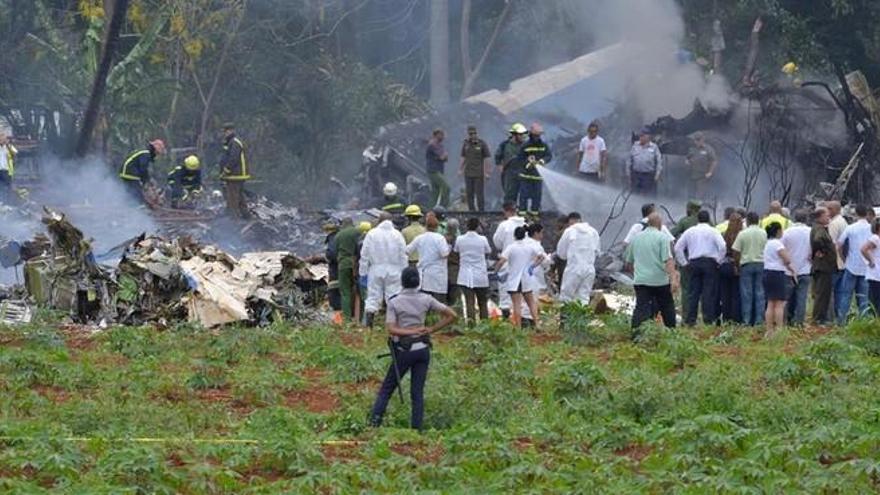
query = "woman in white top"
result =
(762, 222, 797, 336)
(859, 219, 880, 316)
(495, 226, 545, 328)
(405, 213, 450, 301)
(454, 218, 492, 324)
(525, 224, 552, 293)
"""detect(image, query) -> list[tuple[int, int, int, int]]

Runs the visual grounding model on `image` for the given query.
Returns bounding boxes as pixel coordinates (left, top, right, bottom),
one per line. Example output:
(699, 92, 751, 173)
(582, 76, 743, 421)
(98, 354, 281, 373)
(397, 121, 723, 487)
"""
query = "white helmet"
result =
(383, 182, 398, 196)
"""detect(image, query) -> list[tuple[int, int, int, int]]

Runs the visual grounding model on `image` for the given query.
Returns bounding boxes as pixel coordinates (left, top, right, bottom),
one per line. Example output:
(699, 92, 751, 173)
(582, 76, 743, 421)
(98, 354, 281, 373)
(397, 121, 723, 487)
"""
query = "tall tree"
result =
(75, 0, 130, 157)
(429, 0, 449, 106)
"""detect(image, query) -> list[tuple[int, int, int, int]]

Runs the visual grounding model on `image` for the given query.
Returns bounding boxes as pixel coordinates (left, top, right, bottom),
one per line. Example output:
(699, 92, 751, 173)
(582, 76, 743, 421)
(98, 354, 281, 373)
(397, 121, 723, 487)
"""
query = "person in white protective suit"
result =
(492, 200, 526, 317)
(360, 212, 408, 326)
(405, 212, 450, 301)
(557, 211, 601, 304)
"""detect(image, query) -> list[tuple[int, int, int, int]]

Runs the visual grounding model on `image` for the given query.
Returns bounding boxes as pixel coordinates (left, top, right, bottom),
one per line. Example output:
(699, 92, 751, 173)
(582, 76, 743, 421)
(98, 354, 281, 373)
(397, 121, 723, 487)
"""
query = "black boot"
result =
(365, 312, 375, 328)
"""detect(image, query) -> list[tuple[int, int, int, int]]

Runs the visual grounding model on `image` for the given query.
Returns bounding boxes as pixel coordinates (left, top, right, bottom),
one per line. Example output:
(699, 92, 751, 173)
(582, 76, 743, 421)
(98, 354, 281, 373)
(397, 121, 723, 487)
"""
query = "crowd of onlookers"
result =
(626, 199, 879, 335)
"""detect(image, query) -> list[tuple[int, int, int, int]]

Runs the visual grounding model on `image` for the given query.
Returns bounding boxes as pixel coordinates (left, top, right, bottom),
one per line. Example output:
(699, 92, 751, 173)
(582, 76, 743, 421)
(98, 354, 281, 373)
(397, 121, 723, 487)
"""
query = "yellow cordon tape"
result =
(0, 436, 362, 446)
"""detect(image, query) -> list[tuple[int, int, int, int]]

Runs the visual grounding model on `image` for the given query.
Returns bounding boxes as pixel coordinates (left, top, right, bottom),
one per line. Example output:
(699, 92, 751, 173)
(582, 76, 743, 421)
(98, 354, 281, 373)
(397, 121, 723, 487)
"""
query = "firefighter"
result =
(517, 123, 552, 216)
(0, 133, 17, 204)
(495, 123, 527, 204)
(219, 122, 251, 218)
(167, 155, 203, 208)
(381, 182, 406, 215)
(119, 139, 166, 204)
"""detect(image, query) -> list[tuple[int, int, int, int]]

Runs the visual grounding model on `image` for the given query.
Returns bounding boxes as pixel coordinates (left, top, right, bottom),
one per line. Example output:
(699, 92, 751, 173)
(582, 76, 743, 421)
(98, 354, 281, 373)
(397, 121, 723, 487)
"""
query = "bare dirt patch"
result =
(33, 385, 71, 404)
(339, 331, 366, 349)
(390, 441, 445, 464)
(301, 367, 328, 382)
(343, 377, 381, 394)
(321, 443, 363, 463)
(614, 443, 653, 463)
(57, 324, 101, 351)
(284, 386, 339, 414)
(194, 386, 254, 415)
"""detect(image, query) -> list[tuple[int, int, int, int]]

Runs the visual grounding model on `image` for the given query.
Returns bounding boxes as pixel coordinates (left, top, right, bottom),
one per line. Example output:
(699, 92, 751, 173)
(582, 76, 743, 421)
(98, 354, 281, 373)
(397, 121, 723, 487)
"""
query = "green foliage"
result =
(550, 359, 608, 400)
(3, 316, 880, 491)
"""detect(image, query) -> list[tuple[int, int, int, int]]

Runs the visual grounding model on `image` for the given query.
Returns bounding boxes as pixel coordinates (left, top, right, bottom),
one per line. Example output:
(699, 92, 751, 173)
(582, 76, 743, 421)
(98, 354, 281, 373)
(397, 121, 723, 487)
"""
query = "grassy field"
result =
(2, 309, 880, 493)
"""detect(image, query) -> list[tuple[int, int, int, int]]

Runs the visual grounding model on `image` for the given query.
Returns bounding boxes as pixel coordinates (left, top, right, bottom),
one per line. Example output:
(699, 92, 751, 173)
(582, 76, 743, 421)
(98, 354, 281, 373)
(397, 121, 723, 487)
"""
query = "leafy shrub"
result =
(805, 337, 864, 374)
(107, 327, 160, 359)
(550, 359, 608, 400)
(559, 302, 621, 346)
(635, 324, 707, 369)
(764, 356, 817, 387)
(845, 318, 880, 356)
(0, 352, 60, 387)
(614, 372, 668, 424)
(185, 361, 228, 390)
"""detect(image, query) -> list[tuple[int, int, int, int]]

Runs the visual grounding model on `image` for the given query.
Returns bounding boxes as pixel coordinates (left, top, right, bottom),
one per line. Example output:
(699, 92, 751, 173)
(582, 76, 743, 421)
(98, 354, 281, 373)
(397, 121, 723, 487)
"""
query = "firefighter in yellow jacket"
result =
(219, 122, 251, 218)
(0, 133, 17, 204)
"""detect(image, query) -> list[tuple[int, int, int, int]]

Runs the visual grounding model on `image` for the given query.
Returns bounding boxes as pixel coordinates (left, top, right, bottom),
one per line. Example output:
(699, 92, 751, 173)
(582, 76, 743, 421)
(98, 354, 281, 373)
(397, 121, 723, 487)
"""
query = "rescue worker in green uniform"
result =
(119, 139, 166, 204)
(335, 220, 363, 320)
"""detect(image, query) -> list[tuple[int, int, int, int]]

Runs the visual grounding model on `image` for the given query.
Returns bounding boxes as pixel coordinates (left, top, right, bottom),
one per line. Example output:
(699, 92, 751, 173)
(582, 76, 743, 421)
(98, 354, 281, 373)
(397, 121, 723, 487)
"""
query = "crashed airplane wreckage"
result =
(11, 209, 329, 328)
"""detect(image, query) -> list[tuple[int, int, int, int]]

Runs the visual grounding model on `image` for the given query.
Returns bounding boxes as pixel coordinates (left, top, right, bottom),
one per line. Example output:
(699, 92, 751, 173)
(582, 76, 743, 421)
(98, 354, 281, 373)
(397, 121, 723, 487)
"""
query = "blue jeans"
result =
(517, 179, 542, 213)
(739, 262, 765, 326)
(831, 269, 844, 320)
(836, 269, 869, 325)
(786, 274, 811, 325)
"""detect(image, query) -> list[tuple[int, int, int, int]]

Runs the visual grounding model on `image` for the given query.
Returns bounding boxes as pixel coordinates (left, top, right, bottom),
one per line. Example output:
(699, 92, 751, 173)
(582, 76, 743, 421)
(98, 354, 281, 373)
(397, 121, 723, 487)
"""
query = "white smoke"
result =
(563, 0, 735, 121)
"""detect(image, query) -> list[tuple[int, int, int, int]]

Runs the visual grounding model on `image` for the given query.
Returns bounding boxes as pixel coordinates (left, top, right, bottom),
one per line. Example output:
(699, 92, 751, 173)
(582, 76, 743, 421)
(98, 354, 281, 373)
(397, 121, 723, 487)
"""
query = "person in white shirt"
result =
(859, 218, 880, 316)
(359, 213, 409, 326)
(454, 218, 492, 324)
(405, 212, 450, 301)
(781, 210, 812, 325)
(576, 121, 608, 182)
(492, 201, 526, 317)
(496, 226, 545, 328)
(623, 203, 675, 246)
(525, 223, 552, 293)
(763, 222, 797, 336)
(836, 204, 872, 324)
(556, 212, 601, 304)
(674, 210, 726, 326)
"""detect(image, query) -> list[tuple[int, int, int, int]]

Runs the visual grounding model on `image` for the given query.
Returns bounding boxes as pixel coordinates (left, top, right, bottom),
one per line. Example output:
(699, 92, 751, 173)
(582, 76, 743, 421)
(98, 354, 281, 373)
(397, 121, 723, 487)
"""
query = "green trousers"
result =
(430, 172, 450, 208)
(338, 264, 355, 319)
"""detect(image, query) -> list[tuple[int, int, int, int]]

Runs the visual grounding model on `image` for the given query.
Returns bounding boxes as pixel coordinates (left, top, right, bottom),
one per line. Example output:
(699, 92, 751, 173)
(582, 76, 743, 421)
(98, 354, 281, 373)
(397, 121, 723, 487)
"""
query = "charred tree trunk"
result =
(74, 0, 129, 158)
(740, 17, 762, 88)
(429, 0, 450, 107)
(459, 0, 512, 99)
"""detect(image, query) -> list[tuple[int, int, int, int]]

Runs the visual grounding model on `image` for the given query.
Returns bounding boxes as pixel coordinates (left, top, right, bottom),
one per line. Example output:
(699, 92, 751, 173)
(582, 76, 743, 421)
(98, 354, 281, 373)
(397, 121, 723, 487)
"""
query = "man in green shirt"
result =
(335, 221, 363, 320)
(732, 211, 768, 325)
(625, 213, 680, 334)
(401, 205, 426, 266)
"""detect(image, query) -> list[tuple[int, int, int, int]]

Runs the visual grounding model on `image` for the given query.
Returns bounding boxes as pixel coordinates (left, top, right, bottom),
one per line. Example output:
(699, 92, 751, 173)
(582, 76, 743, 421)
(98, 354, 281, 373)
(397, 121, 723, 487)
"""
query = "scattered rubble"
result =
(16, 209, 329, 328)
